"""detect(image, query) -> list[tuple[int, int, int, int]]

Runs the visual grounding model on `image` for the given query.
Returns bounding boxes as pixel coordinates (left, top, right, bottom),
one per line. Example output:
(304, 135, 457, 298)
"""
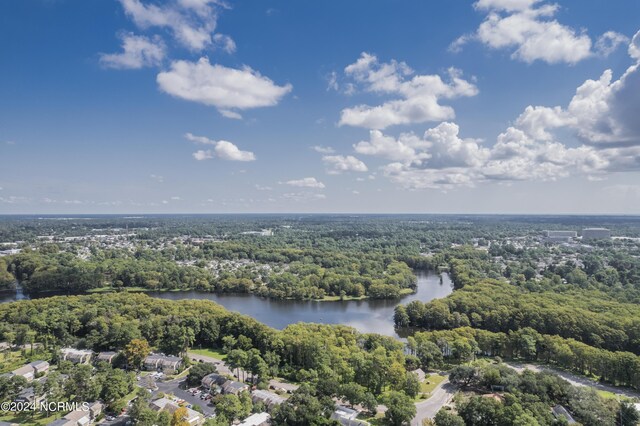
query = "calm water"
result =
(147, 270, 453, 337)
(0, 271, 453, 338)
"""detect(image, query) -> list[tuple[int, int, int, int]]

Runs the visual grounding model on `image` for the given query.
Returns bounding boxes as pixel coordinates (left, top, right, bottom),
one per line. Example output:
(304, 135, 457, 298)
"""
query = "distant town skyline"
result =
(1, 0, 640, 214)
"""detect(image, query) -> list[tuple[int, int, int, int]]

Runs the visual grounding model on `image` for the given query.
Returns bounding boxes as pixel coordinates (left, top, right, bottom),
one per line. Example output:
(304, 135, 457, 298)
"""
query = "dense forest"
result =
(395, 245, 640, 391)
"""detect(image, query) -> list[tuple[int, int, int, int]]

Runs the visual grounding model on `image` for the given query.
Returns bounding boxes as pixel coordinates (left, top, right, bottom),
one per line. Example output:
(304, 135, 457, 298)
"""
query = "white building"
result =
(238, 412, 270, 426)
(581, 228, 611, 240)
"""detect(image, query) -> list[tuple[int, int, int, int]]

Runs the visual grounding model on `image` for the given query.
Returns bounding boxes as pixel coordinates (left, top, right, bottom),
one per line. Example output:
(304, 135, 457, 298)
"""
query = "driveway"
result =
(154, 376, 216, 416)
(411, 379, 456, 426)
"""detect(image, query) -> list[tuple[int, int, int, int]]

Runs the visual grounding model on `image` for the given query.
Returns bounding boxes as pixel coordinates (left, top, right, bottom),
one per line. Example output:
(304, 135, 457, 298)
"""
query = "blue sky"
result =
(1, 0, 640, 214)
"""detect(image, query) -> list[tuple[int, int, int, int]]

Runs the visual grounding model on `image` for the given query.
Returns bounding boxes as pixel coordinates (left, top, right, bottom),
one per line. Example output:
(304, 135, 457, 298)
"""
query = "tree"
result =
(382, 391, 416, 426)
(449, 365, 478, 388)
(403, 372, 421, 398)
(171, 406, 190, 426)
(618, 401, 640, 426)
(186, 362, 217, 387)
(227, 349, 248, 381)
(213, 394, 244, 422)
(434, 410, 465, 426)
(102, 368, 133, 408)
(394, 305, 410, 328)
(271, 384, 334, 426)
(124, 338, 151, 370)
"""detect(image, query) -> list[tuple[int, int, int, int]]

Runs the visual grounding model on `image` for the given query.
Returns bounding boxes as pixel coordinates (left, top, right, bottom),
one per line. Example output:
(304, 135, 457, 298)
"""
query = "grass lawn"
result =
(356, 413, 380, 425)
(170, 366, 192, 380)
(0, 349, 51, 374)
(414, 373, 446, 401)
(597, 389, 631, 401)
(190, 348, 227, 361)
(0, 411, 62, 425)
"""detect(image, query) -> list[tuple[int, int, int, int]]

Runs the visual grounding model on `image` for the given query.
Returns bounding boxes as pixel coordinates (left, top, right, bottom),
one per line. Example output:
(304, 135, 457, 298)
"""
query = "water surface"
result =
(148, 271, 452, 337)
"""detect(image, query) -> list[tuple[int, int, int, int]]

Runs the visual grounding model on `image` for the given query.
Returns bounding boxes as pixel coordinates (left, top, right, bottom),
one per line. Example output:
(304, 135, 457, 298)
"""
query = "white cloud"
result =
(171, 196, 182, 200)
(119, 0, 226, 51)
(312, 145, 335, 154)
(282, 177, 325, 189)
(322, 155, 369, 174)
(282, 192, 327, 201)
(157, 58, 292, 118)
(327, 71, 339, 91)
(255, 184, 273, 191)
(193, 149, 214, 160)
(100, 33, 166, 69)
(513, 37, 640, 146)
(338, 53, 477, 129)
(215, 141, 256, 161)
(150, 174, 164, 182)
(595, 31, 629, 57)
(474, 0, 539, 12)
(212, 33, 236, 53)
(630, 30, 640, 60)
(353, 130, 425, 162)
(0, 196, 30, 204)
(361, 121, 611, 190)
(186, 133, 256, 161)
(453, 0, 624, 64)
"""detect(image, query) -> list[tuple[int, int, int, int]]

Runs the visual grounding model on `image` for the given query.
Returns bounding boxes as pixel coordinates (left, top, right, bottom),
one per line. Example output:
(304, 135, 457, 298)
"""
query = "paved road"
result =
(505, 362, 640, 399)
(153, 373, 216, 416)
(411, 379, 456, 426)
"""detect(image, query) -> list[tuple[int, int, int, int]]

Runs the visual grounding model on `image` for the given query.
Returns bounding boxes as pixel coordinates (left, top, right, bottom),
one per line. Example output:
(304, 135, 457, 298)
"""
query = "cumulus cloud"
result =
(119, 0, 228, 51)
(338, 53, 477, 129)
(354, 130, 426, 162)
(282, 177, 326, 189)
(452, 0, 625, 64)
(322, 155, 368, 174)
(100, 33, 166, 69)
(372, 37, 640, 190)
(513, 36, 640, 146)
(361, 122, 610, 190)
(158, 58, 292, 118)
(186, 133, 256, 161)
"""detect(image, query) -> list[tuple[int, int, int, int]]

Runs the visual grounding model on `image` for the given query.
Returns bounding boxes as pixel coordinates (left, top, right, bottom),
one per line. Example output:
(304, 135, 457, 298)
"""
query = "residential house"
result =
(238, 412, 270, 426)
(410, 368, 426, 382)
(221, 380, 249, 395)
(331, 405, 368, 426)
(30, 360, 50, 375)
(10, 365, 36, 381)
(60, 348, 93, 364)
(251, 390, 285, 410)
(14, 387, 45, 405)
(96, 351, 117, 364)
(201, 373, 228, 391)
(150, 397, 204, 426)
(46, 402, 103, 426)
(143, 353, 183, 373)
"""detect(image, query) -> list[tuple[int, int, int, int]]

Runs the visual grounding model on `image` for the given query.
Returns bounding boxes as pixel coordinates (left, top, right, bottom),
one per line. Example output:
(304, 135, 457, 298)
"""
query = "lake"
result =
(0, 271, 453, 338)
(147, 270, 453, 338)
